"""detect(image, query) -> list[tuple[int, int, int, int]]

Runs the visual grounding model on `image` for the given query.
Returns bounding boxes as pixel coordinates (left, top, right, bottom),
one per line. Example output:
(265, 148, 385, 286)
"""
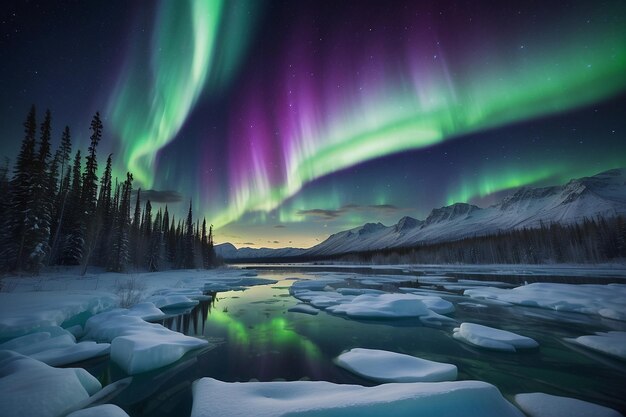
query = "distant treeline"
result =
(335, 217, 626, 265)
(0, 106, 217, 274)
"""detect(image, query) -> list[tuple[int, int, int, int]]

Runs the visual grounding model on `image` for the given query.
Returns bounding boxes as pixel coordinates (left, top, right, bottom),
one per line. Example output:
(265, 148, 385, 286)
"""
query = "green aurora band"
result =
(215, 30, 626, 228)
(106, 1, 626, 229)
(108, 0, 257, 187)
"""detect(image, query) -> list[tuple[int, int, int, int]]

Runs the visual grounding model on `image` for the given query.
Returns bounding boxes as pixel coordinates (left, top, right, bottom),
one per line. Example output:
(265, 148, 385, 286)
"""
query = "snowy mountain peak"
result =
(357, 222, 387, 235)
(394, 216, 421, 232)
(498, 186, 560, 211)
(425, 203, 480, 225)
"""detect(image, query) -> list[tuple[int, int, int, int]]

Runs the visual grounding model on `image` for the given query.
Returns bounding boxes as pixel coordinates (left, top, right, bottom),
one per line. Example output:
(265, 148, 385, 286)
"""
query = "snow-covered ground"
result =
(0, 267, 277, 413)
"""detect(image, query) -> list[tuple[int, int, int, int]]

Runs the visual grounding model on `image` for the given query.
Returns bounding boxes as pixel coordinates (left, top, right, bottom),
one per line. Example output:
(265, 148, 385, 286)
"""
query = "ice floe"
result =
(191, 377, 524, 417)
(458, 302, 489, 308)
(0, 291, 118, 339)
(84, 310, 208, 374)
(0, 325, 110, 366)
(566, 331, 626, 360)
(67, 404, 130, 417)
(336, 287, 386, 295)
(335, 348, 457, 382)
(31, 341, 110, 366)
(288, 304, 319, 315)
(465, 283, 626, 321)
(453, 323, 538, 352)
(0, 351, 102, 417)
(327, 293, 431, 318)
(514, 392, 623, 417)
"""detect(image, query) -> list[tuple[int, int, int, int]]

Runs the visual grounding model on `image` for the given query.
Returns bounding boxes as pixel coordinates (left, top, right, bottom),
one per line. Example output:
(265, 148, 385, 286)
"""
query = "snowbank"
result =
(0, 325, 110, 366)
(453, 323, 538, 352)
(0, 351, 102, 417)
(0, 291, 118, 339)
(465, 283, 626, 321)
(31, 341, 110, 366)
(190, 378, 524, 417)
(335, 348, 457, 382)
(567, 331, 626, 360)
(146, 294, 199, 309)
(514, 393, 623, 417)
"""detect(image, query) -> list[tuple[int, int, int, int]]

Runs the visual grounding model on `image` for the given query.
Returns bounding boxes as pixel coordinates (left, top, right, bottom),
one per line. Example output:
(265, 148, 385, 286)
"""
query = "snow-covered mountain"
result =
(217, 168, 626, 259)
(215, 243, 307, 260)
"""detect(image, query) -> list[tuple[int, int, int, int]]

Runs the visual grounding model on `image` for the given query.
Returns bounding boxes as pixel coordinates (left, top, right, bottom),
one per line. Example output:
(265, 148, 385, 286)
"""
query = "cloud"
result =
(273, 224, 286, 228)
(296, 203, 401, 220)
(296, 208, 344, 220)
(133, 189, 183, 203)
(367, 204, 399, 212)
(239, 242, 256, 246)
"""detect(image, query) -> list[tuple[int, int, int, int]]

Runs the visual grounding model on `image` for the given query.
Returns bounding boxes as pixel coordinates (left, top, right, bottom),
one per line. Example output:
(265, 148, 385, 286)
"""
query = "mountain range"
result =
(215, 168, 626, 260)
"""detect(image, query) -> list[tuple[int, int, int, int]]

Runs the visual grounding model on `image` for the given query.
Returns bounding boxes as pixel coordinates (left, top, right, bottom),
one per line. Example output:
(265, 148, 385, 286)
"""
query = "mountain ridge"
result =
(215, 168, 626, 260)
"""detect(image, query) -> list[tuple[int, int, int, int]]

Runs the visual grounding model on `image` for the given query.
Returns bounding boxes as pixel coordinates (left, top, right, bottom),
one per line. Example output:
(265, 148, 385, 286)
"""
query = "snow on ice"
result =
(567, 331, 626, 360)
(191, 378, 524, 417)
(0, 291, 117, 338)
(335, 348, 458, 382)
(453, 323, 539, 352)
(0, 351, 102, 417)
(67, 404, 130, 417)
(514, 393, 624, 417)
(464, 283, 626, 321)
(287, 303, 319, 315)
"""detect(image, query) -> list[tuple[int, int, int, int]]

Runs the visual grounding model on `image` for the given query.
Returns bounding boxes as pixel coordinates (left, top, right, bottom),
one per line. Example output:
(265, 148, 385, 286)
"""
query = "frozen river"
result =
(87, 266, 626, 417)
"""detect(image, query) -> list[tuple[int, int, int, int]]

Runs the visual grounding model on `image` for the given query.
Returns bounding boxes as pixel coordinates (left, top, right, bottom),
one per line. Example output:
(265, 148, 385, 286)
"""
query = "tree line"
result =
(0, 106, 218, 274)
(334, 217, 626, 265)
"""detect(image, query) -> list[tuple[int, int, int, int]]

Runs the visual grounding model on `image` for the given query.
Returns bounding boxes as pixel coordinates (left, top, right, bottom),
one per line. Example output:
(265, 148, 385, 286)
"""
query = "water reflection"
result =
(90, 269, 626, 416)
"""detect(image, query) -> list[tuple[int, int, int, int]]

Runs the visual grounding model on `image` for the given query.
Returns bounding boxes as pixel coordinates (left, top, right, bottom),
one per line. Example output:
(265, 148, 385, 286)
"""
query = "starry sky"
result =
(1, 0, 625, 248)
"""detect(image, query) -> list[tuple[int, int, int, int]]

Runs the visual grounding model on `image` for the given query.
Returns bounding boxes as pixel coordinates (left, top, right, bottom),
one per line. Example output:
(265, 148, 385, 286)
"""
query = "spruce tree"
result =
(62, 150, 84, 265)
(183, 201, 195, 269)
(1, 106, 37, 271)
(130, 188, 142, 268)
(0, 158, 9, 214)
(142, 199, 153, 269)
(95, 154, 113, 266)
(25, 109, 53, 272)
(58, 126, 72, 186)
(207, 224, 216, 267)
(49, 145, 72, 266)
(110, 173, 133, 272)
(82, 113, 102, 217)
(80, 113, 103, 273)
(0, 158, 10, 252)
(147, 207, 162, 272)
(201, 218, 208, 268)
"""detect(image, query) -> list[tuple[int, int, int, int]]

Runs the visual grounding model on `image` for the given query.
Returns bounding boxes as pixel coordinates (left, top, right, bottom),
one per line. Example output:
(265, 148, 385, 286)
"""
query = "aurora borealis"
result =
(1, 0, 626, 248)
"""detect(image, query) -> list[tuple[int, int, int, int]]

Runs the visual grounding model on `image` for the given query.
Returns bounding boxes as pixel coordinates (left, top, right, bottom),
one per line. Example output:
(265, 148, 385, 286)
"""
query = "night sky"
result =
(1, 0, 625, 248)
